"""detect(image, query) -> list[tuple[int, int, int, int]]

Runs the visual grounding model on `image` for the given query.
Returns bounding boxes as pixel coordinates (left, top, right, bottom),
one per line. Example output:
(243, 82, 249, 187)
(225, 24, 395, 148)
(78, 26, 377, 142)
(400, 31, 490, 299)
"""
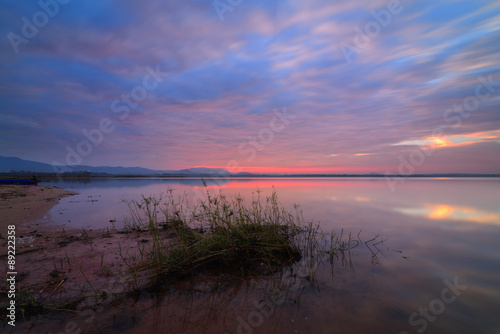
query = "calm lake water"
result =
(33, 177, 500, 333)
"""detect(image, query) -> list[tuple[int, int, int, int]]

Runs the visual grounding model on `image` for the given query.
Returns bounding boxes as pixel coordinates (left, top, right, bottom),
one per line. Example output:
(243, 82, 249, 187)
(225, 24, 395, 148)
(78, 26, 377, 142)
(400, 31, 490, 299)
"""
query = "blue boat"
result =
(0, 178, 39, 185)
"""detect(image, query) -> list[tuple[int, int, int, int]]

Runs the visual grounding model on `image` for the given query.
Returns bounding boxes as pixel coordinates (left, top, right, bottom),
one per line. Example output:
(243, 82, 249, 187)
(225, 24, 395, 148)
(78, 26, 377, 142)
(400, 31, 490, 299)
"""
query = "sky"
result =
(0, 0, 499, 174)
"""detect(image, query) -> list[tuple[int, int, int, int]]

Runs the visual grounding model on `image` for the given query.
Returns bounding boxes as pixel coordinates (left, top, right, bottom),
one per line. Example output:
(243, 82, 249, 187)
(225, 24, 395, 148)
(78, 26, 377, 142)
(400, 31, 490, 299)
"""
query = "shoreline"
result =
(0, 185, 76, 234)
(0, 185, 160, 320)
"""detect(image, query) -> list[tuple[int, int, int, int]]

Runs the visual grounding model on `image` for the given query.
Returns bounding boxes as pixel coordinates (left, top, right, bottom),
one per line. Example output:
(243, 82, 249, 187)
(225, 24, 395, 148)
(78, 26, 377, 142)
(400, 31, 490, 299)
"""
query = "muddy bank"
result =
(0, 185, 168, 315)
(0, 185, 75, 232)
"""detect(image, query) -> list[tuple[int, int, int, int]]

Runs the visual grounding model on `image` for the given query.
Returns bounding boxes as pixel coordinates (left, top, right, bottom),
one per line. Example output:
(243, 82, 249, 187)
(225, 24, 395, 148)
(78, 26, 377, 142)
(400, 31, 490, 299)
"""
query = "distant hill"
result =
(0, 156, 230, 176)
(175, 167, 231, 175)
(2, 156, 498, 178)
(0, 156, 56, 173)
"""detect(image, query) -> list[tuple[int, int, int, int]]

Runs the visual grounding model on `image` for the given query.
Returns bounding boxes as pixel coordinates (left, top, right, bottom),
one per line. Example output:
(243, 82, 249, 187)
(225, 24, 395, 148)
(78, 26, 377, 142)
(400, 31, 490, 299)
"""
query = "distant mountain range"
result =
(0, 156, 232, 176)
(1, 156, 498, 178)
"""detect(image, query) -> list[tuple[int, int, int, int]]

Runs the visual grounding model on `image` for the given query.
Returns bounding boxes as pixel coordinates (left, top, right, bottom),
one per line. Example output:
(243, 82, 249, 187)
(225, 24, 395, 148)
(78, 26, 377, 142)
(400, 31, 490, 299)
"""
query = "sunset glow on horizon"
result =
(195, 166, 375, 174)
(1, 1, 499, 174)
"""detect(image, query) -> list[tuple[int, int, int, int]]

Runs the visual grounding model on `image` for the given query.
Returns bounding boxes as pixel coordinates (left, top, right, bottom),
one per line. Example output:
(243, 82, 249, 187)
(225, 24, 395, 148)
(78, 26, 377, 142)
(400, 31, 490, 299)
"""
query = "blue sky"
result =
(0, 0, 499, 173)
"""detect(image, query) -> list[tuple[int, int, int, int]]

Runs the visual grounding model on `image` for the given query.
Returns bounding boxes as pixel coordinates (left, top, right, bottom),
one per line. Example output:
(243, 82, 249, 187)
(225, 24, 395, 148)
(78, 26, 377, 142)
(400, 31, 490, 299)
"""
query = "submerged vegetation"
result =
(122, 187, 307, 282)
(121, 185, 385, 286)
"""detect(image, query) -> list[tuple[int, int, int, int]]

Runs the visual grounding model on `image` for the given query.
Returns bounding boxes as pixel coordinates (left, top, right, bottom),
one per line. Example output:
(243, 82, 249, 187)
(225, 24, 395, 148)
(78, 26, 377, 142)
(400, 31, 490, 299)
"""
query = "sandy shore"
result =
(0, 185, 160, 309)
(0, 185, 75, 233)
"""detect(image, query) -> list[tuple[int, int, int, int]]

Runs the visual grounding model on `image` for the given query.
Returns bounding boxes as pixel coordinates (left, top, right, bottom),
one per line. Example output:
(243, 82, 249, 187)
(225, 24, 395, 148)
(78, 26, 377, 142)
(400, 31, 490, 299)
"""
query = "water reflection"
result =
(36, 234, 397, 334)
(42, 178, 500, 230)
(47, 177, 231, 188)
(94, 272, 313, 334)
(395, 204, 500, 225)
(34, 177, 500, 333)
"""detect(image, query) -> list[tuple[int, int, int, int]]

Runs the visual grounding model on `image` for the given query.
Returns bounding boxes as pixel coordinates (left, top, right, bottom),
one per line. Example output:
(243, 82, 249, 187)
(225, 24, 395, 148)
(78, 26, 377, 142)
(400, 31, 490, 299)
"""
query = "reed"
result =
(121, 187, 308, 284)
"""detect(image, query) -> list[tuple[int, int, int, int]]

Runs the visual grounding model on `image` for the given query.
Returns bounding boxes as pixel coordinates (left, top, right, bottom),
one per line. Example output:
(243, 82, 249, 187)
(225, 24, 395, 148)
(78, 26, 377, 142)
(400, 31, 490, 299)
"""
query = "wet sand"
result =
(0, 185, 163, 305)
(0, 185, 75, 231)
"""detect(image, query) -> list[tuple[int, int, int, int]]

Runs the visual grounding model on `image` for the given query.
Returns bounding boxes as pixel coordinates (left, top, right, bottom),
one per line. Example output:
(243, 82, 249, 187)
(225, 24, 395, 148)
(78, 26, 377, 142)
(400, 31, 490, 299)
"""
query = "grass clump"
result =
(123, 187, 305, 282)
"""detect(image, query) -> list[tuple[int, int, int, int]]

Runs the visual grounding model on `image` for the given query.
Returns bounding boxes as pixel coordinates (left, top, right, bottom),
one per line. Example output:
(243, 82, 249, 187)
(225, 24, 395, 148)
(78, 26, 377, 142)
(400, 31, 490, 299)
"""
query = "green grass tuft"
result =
(122, 187, 307, 282)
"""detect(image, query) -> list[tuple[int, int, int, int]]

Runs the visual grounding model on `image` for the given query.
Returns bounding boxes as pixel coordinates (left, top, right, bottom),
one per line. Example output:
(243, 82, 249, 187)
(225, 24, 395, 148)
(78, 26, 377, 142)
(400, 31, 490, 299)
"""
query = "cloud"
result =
(0, 0, 499, 172)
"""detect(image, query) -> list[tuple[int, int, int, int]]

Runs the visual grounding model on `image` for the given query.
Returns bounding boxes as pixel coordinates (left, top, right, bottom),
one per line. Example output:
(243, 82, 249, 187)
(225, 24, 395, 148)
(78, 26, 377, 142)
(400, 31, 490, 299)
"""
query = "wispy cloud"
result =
(0, 0, 499, 172)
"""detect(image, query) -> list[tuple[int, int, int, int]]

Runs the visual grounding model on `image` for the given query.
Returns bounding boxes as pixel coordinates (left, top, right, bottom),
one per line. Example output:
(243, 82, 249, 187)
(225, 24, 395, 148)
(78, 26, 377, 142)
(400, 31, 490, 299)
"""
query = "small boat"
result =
(0, 178, 39, 185)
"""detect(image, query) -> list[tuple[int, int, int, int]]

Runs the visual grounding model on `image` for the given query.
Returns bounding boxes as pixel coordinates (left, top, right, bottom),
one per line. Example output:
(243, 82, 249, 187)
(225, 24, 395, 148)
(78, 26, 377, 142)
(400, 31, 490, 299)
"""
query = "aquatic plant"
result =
(122, 187, 307, 283)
